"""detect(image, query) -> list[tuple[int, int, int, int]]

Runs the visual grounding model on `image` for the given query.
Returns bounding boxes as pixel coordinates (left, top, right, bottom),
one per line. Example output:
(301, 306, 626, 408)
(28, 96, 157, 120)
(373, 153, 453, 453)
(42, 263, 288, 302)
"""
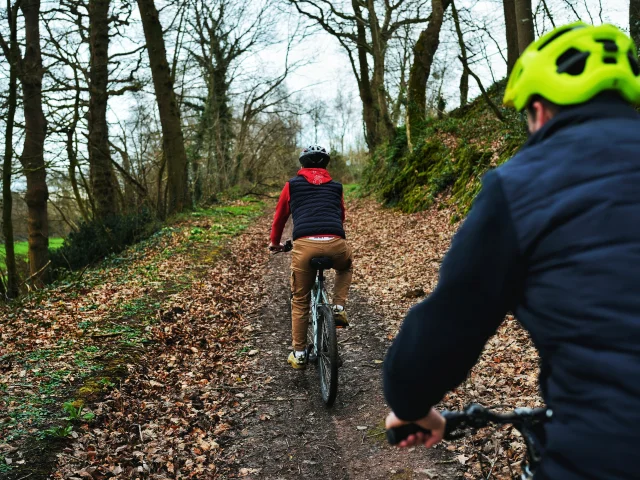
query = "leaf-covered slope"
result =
(365, 80, 527, 218)
(0, 198, 265, 479)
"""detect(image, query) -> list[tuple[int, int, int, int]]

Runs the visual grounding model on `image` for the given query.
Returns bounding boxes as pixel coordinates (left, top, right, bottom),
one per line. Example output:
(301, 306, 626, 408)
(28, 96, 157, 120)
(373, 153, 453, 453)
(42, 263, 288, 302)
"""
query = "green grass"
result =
(343, 183, 362, 200)
(0, 238, 64, 270)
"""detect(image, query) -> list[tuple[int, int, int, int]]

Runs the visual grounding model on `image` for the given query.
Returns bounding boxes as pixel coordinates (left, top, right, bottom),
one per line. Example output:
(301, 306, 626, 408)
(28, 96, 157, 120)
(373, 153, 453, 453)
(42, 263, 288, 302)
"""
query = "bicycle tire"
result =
(317, 304, 338, 406)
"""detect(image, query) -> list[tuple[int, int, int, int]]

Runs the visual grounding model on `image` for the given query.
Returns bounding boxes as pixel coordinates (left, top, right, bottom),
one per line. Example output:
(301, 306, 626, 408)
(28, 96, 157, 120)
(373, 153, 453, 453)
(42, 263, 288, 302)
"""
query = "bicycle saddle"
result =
(310, 256, 333, 270)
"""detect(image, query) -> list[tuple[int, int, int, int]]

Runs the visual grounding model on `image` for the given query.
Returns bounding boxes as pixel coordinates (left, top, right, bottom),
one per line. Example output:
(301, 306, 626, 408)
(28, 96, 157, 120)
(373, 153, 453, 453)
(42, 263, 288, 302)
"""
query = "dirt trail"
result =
(2, 196, 537, 479)
(221, 222, 460, 479)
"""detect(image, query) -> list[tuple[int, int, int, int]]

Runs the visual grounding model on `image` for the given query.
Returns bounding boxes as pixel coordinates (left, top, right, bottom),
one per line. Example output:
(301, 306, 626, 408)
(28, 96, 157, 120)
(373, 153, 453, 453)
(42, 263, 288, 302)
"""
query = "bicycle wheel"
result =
(317, 304, 338, 406)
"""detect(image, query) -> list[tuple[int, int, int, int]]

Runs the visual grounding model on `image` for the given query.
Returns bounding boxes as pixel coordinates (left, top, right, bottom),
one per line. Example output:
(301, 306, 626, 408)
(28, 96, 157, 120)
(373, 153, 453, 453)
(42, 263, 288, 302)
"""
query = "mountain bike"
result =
(270, 240, 339, 407)
(386, 403, 551, 480)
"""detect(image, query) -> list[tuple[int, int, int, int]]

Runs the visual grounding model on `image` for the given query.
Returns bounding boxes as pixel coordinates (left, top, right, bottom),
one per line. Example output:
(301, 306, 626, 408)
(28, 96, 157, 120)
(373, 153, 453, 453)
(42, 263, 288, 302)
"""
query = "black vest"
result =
(289, 176, 345, 240)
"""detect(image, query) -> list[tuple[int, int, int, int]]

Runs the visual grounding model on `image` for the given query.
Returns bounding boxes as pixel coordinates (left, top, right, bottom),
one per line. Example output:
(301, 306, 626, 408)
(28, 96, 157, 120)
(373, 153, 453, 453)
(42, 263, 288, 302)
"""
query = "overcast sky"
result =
(259, 0, 630, 149)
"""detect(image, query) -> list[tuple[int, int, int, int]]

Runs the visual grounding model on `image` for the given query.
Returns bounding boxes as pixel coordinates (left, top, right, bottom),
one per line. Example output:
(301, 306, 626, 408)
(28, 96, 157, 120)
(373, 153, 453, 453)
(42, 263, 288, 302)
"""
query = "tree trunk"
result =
(67, 85, 90, 222)
(88, 0, 118, 219)
(503, 0, 519, 73)
(352, 0, 379, 151)
(19, 0, 49, 284)
(2, 3, 19, 298)
(156, 152, 167, 217)
(211, 66, 232, 190)
(631, 0, 640, 49)
(188, 110, 206, 204)
(120, 145, 135, 212)
(137, 0, 188, 215)
(461, 60, 505, 122)
(451, 0, 468, 107)
(366, 1, 395, 146)
(406, 0, 451, 149)
(514, 0, 534, 54)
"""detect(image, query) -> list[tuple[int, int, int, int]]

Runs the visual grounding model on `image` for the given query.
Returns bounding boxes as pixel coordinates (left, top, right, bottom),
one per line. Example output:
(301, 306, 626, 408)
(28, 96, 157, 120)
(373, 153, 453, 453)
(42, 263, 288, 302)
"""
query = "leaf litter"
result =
(2, 192, 540, 479)
(346, 195, 542, 479)
(1, 200, 267, 479)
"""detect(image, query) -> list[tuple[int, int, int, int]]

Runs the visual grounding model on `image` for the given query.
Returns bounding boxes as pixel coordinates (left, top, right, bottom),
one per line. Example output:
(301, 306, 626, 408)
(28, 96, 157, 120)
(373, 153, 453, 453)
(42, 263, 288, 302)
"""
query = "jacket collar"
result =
(524, 94, 639, 149)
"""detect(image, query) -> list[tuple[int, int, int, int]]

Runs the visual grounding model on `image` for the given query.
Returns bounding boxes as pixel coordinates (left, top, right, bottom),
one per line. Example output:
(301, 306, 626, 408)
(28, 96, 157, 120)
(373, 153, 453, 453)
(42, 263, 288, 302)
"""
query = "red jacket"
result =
(270, 168, 346, 244)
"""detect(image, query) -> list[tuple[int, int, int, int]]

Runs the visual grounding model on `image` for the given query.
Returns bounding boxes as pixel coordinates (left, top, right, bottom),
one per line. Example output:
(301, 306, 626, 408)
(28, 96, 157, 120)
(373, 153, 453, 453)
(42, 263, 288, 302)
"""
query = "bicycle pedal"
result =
(305, 344, 316, 363)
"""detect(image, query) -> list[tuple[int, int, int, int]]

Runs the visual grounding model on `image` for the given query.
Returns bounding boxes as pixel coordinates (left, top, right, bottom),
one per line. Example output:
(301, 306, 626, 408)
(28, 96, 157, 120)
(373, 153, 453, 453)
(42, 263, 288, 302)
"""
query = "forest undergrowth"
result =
(0, 198, 265, 479)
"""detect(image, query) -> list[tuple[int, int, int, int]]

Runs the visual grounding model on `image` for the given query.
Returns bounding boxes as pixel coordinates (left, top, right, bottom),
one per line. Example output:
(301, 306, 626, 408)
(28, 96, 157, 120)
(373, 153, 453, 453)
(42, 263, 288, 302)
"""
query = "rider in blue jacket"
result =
(383, 23, 640, 479)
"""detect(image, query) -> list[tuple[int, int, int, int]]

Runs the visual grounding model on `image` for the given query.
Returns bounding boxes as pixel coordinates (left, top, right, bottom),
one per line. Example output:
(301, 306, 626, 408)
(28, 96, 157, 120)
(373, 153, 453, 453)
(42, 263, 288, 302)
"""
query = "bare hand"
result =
(268, 242, 284, 252)
(385, 408, 446, 449)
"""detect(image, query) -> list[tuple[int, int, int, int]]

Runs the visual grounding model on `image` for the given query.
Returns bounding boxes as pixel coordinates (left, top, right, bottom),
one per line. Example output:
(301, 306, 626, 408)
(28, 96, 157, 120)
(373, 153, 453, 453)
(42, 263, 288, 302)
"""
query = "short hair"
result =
(525, 95, 562, 118)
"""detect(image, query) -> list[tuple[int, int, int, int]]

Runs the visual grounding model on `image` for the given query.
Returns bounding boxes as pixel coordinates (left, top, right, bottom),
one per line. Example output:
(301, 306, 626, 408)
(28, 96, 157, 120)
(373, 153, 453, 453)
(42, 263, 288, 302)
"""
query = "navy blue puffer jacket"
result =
(383, 95, 640, 479)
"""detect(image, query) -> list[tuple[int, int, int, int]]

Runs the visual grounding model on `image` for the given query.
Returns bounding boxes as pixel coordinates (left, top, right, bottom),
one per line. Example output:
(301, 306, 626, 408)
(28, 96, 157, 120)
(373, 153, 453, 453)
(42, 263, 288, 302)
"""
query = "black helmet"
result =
(299, 145, 330, 168)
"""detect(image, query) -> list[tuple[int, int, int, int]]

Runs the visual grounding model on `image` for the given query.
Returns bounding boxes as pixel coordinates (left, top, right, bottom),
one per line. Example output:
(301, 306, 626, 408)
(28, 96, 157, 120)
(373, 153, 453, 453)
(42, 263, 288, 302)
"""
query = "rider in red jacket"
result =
(269, 145, 353, 370)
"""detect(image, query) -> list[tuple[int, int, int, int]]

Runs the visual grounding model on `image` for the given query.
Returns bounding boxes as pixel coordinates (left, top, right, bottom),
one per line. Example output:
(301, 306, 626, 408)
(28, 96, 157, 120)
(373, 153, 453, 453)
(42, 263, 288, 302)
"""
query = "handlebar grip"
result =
(386, 424, 431, 445)
(270, 240, 293, 253)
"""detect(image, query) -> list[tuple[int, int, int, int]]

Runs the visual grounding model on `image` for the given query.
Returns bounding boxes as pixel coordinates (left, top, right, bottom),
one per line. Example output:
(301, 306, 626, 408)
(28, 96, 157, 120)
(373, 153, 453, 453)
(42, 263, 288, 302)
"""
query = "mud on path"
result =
(220, 223, 461, 480)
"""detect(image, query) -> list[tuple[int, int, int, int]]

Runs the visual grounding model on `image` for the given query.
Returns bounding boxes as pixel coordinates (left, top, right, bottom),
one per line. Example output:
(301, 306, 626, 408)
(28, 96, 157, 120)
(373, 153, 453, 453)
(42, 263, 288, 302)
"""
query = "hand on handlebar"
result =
(269, 242, 285, 252)
(269, 240, 293, 254)
(385, 408, 446, 449)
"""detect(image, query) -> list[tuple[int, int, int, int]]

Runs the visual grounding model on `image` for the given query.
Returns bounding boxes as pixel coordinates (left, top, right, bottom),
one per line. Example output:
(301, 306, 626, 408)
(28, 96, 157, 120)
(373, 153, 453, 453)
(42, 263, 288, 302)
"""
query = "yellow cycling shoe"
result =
(287, 351, 307, 370)
(333, 305, 349, 328)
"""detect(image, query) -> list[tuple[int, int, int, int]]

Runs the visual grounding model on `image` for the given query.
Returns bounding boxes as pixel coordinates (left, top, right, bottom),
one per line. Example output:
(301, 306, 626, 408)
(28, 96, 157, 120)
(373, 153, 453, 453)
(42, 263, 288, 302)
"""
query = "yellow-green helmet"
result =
(503, 22, 640, 111)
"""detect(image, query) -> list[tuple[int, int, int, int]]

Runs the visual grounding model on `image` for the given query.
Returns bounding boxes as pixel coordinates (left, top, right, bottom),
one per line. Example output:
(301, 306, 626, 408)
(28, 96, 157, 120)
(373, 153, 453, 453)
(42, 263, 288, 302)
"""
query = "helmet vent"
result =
(603, 57, 617, 64)
(596, 39, 618, 53)
(556, 48, 590, 75)
(538, 25, 585, 51)
(628, 50, 640, 76)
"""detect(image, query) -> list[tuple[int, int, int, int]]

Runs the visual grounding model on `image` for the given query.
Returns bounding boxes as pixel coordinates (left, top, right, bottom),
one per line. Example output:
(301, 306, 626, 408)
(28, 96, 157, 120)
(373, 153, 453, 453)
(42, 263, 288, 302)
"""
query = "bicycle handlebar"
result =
(386, 404, 550, 445)
(269, 239, 293, 253)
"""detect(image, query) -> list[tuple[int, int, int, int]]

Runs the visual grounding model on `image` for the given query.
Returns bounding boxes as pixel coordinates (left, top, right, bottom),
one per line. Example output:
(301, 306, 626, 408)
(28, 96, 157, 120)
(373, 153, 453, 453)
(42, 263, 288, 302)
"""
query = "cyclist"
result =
(269, 145, 353, 370)
(383, 22, 640, 479)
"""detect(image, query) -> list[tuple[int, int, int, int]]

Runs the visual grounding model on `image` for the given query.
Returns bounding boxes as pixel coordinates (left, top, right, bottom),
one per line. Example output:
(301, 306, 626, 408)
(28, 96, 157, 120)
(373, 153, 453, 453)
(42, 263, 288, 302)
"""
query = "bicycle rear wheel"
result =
(317, 304, 338, 406)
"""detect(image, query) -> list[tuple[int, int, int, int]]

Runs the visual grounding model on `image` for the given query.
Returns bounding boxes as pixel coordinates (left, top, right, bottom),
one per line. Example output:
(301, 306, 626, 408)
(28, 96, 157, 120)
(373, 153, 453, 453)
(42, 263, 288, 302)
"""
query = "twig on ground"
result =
(21, 260, 51, 287)
(255, 397, 307, 402)
(317, 444, 337, 452)
(90, 333, 123, 338)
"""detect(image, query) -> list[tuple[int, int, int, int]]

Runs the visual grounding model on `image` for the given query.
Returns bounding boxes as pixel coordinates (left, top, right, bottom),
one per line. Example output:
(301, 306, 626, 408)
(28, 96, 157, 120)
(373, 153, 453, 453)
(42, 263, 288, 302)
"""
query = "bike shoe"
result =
(333, 305, 349, 328)
(287, 351, 307, 370)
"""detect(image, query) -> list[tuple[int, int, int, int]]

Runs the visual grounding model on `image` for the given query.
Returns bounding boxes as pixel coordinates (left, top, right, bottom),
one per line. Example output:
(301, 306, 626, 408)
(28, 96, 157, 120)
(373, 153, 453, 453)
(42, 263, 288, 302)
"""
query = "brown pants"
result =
(290, 238, 353, 351)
